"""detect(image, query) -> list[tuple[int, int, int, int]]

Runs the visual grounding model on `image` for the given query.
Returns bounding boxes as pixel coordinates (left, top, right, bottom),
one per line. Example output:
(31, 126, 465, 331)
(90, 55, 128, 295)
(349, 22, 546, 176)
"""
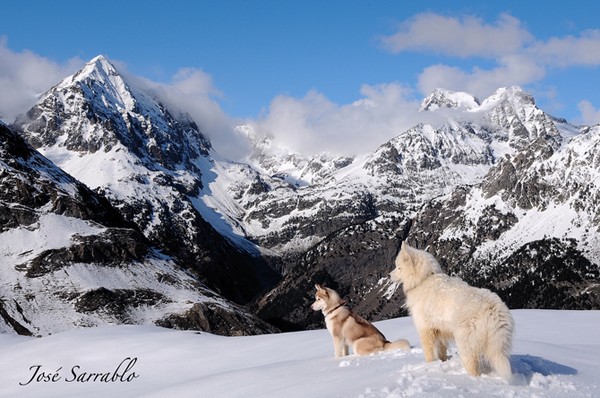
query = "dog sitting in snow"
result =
(390, 242, 514, 382)
(311, 284, 410, 357)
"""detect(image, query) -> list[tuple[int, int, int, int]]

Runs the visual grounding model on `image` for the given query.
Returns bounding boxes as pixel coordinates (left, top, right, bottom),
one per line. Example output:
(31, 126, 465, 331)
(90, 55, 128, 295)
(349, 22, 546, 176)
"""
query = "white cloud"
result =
(252, 12, 600, 157)
(577, 100, 600, 125)
(126, 67, 251, 161)
(529, 29, 600, 68)
(0, 37, 83, 122)
(377, 12, 600, 122)
(5, 12, 600, 161)
(379, 13, 532, 58)
(418, 55, 546, 101)
(247, 83, 423, 156)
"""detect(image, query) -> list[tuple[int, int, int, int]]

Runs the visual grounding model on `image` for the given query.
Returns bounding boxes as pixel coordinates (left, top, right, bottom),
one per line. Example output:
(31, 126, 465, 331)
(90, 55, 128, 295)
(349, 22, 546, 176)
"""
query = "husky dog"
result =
(311, 284, 410, 357)
(390, 242, 514, 382)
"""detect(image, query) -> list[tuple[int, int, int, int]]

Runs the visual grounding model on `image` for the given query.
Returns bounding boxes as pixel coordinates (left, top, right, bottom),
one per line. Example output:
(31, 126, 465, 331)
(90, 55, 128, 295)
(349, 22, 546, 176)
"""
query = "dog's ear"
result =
(400, 241, 416, 260)
(315, 284, 330, 297)
(397, 241, 414, 269)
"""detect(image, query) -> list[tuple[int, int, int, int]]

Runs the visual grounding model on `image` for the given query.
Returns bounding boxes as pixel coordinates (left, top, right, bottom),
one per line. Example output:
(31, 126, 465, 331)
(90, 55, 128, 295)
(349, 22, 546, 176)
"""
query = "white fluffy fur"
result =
(390, 242, 514, 382)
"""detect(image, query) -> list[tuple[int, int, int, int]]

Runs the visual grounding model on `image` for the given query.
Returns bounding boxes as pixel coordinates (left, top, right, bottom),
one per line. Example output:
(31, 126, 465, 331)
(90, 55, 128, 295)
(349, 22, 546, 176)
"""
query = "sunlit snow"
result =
(0, 310, 597, 397)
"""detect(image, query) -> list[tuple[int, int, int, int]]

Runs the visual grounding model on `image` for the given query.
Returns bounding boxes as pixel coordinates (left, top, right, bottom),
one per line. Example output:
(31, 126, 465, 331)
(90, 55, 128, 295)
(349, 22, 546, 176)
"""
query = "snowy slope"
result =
(438, 122, 600, 263)
(0, 310, 598, 397)
(234, 86, 562, 255)
(12, 55, 279, 305)
(0, 118, 273, 337)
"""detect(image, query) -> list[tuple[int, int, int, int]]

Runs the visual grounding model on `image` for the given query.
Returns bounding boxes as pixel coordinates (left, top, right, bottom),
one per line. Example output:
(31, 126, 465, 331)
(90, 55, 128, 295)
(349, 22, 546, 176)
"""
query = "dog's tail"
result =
(384, 339, 410, 352)
(485, 308, 514, 383)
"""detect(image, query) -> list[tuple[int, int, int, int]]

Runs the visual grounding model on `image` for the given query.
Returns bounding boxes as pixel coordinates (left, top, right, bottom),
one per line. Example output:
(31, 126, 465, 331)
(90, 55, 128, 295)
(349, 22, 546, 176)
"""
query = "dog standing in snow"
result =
(311, 284, 410, 357)
(390, 242, 514, 382)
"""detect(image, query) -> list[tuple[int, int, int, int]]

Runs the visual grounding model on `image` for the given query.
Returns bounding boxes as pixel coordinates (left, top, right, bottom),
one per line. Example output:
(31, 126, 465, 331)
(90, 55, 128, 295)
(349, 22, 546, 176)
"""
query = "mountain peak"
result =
(71, 54, 119, 83)
(420, 88, 480, 112)
(89, 54, 109, 63)
(54, 54, 136, 112)
(83, 54, 115, 72)
(480, 86, 535, 109)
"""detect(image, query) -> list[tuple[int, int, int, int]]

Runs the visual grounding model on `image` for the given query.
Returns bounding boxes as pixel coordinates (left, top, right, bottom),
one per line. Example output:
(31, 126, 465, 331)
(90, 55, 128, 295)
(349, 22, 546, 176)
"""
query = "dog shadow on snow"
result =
(510, 354, 577, 385)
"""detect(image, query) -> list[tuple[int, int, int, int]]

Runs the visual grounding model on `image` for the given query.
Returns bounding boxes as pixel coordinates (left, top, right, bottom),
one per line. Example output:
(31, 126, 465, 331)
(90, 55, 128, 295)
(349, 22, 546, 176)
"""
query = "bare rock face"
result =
(157, 302, 278, 336)
(256, 217, 412, 331)
(16, 229, 149, 277)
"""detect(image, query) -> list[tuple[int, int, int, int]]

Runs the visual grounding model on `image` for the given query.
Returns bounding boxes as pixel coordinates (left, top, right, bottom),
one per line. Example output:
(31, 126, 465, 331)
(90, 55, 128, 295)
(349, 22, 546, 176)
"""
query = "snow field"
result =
(0, 310, 598, 398)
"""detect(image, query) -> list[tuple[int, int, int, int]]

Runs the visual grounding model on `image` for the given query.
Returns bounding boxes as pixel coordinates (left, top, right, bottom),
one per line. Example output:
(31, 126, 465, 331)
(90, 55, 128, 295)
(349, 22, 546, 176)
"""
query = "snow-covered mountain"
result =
(0, 122, 275, 336)
(409, 124, 600, 309)
(395, 87, 600, 309)
(5, 55, 599, 335)
(12, 56, 279, 306)
(235, 86, 562, 255)
(420, 88, 481, 111)
(247, 86, 600, 329)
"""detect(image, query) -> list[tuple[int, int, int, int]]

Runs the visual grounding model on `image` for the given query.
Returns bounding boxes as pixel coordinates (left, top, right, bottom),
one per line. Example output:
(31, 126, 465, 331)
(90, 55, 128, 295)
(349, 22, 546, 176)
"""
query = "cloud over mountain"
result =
(246, 83, 426, 156)
(123, 66, 252, 161)
(378, 12, 600, 124)
(0, 38, 83, 122)
(4, 10, 600, 158)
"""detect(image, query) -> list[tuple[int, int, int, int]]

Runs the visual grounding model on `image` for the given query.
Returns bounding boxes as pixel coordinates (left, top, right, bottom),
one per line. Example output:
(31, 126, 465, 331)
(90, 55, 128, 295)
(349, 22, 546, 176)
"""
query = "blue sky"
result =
(2, 0, 600, 157)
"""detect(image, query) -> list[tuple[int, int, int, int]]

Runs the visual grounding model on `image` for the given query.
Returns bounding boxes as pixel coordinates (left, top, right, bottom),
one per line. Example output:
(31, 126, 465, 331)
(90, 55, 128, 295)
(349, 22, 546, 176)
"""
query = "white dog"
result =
(390, 242, 514, 382)
(311, 284, 410, 357)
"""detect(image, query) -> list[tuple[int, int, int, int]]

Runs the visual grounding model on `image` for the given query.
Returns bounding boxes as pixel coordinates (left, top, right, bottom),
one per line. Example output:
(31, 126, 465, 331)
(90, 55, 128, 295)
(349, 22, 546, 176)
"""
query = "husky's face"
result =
(311, 284, 329, 311)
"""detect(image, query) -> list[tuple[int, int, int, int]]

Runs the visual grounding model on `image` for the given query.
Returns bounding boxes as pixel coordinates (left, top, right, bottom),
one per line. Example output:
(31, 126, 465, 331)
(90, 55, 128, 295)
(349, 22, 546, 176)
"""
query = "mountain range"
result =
(2, 56, 598, 335)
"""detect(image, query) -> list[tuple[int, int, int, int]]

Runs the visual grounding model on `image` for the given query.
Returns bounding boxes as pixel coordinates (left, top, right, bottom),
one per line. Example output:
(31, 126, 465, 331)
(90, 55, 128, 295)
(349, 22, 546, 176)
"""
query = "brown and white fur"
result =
(390, 242, 514, 382)
(311, 284, 410, 357)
